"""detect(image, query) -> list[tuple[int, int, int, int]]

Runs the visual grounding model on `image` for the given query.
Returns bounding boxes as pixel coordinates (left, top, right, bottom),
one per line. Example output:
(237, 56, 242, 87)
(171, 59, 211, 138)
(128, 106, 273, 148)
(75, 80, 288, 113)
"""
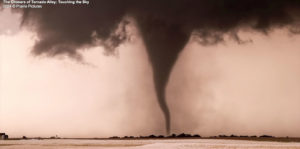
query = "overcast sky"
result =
(1, 8, 300, 138)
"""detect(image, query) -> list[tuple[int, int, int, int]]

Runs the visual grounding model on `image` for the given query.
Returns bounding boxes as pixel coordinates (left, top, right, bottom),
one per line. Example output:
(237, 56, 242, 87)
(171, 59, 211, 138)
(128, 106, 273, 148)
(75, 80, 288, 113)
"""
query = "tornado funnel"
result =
(137, 18, 190, 134)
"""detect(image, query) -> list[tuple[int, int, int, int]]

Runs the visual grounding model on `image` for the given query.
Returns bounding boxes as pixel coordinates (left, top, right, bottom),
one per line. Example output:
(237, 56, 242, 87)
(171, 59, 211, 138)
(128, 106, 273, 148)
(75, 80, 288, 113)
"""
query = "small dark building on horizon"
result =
(0, 133, 9, 140)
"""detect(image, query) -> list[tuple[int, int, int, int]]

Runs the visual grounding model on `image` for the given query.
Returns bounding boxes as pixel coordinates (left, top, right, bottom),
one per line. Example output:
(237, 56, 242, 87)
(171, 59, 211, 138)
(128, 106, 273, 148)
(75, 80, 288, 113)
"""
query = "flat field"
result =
(1, 139, 300, 149)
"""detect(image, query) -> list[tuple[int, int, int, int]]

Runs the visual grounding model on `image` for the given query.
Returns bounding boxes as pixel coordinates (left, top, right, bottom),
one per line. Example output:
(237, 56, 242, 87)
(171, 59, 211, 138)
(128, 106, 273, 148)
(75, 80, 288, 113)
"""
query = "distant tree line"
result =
(109, 134, 274, 139)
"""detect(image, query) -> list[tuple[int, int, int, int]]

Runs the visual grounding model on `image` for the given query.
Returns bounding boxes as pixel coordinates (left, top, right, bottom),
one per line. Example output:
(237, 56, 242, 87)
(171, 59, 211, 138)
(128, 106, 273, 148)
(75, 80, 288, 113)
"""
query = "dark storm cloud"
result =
(2, 0, 300, 134)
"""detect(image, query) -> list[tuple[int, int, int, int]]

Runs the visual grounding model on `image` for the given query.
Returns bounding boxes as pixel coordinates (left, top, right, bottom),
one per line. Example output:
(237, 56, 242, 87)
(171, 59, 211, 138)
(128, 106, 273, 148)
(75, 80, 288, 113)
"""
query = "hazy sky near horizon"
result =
(1, 9, 300, 138)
